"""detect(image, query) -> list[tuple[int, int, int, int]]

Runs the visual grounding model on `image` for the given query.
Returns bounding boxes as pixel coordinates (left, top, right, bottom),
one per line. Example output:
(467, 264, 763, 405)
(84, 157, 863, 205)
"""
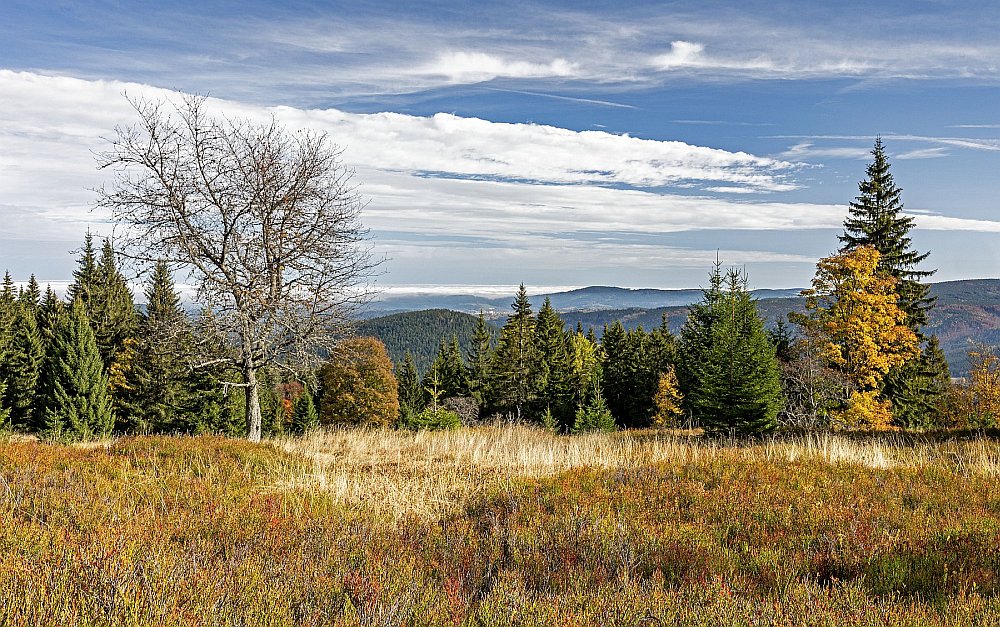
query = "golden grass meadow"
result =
(3, 426, 1000, 625)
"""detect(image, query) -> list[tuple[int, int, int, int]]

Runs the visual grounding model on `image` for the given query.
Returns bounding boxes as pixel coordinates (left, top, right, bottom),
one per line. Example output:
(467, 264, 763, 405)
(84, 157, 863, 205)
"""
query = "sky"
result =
(3, 0, 1000, 295)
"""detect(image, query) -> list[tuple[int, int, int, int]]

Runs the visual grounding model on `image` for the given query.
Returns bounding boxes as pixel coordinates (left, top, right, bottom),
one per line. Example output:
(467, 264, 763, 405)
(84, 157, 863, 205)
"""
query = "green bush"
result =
(399, 406, 461, 431)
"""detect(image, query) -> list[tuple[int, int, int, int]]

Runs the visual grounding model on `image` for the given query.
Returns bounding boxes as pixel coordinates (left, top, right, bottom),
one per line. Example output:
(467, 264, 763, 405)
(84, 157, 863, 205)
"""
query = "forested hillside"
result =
(356, 309, 485, 373)
(360, 281, 1000, 377)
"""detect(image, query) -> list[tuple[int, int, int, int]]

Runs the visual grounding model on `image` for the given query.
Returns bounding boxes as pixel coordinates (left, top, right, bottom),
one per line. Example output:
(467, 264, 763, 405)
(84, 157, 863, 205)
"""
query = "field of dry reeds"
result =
(3, 426, 1000, 625)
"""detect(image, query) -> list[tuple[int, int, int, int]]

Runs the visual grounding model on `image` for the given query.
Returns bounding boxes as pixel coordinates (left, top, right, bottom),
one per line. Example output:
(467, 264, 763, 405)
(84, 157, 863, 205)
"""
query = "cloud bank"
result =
(2, 70, 998, 288)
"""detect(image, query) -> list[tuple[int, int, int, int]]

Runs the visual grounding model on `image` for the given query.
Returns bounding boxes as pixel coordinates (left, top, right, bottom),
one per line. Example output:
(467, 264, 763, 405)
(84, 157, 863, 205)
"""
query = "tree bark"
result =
(245, 363, 262, 442)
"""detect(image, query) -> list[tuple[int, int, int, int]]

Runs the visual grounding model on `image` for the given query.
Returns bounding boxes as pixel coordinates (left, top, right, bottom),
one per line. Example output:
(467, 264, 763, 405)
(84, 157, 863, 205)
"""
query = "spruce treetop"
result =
(839, 137, 931, 282)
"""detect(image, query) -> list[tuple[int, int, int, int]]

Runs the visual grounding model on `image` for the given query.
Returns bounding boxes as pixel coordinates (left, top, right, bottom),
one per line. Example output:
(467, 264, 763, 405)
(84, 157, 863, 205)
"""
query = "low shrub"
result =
(399, 406, 461, 431)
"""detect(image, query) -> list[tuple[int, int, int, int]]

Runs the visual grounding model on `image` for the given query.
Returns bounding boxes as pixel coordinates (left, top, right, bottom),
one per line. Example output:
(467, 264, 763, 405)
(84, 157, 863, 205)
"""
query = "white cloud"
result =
(417, 51, 579, 83)
(3, 70, 999, 288)
(779, 142, 872, 160)
(896, 147, 950, 160)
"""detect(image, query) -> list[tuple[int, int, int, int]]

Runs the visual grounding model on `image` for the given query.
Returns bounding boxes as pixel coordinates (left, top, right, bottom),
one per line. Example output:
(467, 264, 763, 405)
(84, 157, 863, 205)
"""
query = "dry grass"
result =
(275, 425, 1000, 519)
(5, 426, 1000, 625)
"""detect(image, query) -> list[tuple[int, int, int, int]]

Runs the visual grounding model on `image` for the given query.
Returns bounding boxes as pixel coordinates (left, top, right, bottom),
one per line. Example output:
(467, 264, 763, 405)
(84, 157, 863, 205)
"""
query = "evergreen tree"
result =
(838, 138, 947, 424)
(67, 231, 99, 308)
(677, 262, 725, 408)
(572, 377, 616, 433)
(92, 239, 139, 365)
(37, 298, 113, 440)
(767, 318, 795, 363)
(840, 137, 933, 325)
(292, 385, 319, 433)
(94, 240, 140, 426)
(396, 351, 423, 416)
(132, 261, 192, 433)
(38, 286, 64, 341)
(0, 300, 45, 429)
(491, 284, 542, 421)
(601, 322, 664, 428)
(535, 298, 573, 426)
(421, 337, 469, 403)
(467, 311, 494, 408)
(0, 271, 14, 353)
(442, 336, 469, 397)
(0, 272, 15, 429)
(679, 267, 783, 435)
(647, 313, 678, 376)
(885, 335, 951, 429)
(18, 275, 41, 313)
(600, 321, 629, 423)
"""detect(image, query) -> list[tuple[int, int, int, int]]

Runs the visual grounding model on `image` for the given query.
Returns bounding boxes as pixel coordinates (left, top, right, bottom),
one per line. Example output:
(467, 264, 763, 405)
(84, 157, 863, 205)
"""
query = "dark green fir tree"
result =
(535, 297, 573, 427)
(292, 385, 319, 433)
(491, 284, 542, 421)
(37, 298, 113, 440)
(132, 260, 190, 432)
(679, 266, 783, 435)
(0, 300, 45, 430)
(396, 351, 423, 417)
(466, 311, 494, 409)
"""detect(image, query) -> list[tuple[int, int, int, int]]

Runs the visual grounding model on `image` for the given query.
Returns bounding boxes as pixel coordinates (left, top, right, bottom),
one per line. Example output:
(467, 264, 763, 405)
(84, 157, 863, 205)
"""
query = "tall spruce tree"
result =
(840, 137, 933, 324)
(0, 300, 44, 429)
(838, 137, 948, 426)
(467, 311, 494, 409)
(443, 336, 469, 397)
(491, 284, 542, 421)
(679, 267, 783, 435)
(93, 240, 139, 365)
(18, 276, 41, 313)
(535, 298, 573, 427)
(37, 298, 113, 440)
(0, 272, 14, 428)
(601, 323, 661, 428)
(132, 260, 190, 432)
(396, 351, 423, 416)
(67, 232, 99, 308)
(38, 286, 64, 341)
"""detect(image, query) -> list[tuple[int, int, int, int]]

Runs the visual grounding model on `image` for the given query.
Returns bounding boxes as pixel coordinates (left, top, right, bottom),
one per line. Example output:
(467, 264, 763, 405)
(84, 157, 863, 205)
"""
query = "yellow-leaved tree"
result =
(797, 246, 919, 430)
(651, 366, 684, 428)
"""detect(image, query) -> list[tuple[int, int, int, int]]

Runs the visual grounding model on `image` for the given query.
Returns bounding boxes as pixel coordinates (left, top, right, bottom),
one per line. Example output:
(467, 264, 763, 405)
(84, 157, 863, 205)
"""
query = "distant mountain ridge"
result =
(359, 279, 1000, 378)
(364, 284, 803, 317)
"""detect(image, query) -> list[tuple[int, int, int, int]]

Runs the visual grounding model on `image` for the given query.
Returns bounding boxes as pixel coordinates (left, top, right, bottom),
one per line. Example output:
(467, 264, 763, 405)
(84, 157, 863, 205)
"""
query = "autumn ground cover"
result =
(3, 426, 1000, 625)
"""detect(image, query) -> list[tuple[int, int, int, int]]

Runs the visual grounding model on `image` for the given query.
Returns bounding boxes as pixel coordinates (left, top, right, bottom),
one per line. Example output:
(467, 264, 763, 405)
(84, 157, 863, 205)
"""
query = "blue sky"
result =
(2, 0, 1000, 294)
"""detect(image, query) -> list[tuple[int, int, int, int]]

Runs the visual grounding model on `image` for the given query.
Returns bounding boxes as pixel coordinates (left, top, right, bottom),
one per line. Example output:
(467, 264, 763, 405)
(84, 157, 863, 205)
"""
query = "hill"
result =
(365, 285, 803, 317)
(358, 280, 1000, 377)
(356, 308, 484, 374)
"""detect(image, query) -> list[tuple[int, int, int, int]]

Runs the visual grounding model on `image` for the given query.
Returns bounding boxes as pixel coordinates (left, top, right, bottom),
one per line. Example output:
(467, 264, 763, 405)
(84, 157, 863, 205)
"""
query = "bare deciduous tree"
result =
(98, 94, 379, 441)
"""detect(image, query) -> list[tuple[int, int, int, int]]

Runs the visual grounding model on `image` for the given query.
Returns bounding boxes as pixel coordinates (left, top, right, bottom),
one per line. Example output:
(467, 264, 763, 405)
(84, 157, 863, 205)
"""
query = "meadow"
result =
(3, 426, 1000, 625)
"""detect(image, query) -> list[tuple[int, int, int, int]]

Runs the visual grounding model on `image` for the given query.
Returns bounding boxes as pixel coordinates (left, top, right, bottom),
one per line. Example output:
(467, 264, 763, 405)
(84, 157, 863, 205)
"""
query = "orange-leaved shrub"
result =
(318, 336, 399, 427)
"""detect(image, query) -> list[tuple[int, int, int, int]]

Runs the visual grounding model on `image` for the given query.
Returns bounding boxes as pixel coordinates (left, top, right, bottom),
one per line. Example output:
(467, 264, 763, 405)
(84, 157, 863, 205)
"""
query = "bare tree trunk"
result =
(245, 363, 262, 442)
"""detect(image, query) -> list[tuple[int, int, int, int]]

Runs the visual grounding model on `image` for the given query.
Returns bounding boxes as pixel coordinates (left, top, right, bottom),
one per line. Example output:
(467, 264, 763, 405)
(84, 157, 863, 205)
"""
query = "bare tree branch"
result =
(98, 93, 381, 441)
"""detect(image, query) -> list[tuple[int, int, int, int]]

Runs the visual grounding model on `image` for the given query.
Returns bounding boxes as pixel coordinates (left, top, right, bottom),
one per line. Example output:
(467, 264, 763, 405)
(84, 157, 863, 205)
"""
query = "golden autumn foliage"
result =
(318, 336, 399, 427)
(941, 347, 1000, 428)
(798, 246, 919, 430)
(836, 390, 895, 431)
(803, 246, 919, 391)
(651, 366, 684, 428)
